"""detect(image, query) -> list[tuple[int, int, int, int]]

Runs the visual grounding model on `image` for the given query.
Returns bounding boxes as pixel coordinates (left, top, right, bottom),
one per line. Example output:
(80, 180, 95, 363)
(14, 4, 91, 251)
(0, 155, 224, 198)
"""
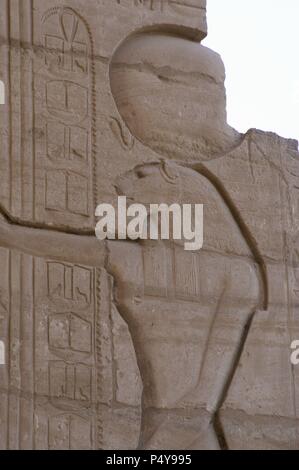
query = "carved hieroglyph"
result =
(0, 0, 299, 450)
(0, 251, 103, 450)
(0, 0, 206, 230)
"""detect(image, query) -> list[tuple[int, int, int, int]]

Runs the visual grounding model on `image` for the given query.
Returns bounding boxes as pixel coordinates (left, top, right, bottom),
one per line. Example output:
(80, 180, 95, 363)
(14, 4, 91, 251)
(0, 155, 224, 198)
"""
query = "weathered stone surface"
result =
(110, 33, 240, 161)
(0, 0, 299, 450)
(0, 0, 207, 231)
(0, 220, 142, 449)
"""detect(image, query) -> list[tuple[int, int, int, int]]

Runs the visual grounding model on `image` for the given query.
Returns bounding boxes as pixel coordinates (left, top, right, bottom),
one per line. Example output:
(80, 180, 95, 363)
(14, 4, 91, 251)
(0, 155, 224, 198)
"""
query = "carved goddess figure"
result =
(106, 32, 265, 449)
(0, 30, 265, 450)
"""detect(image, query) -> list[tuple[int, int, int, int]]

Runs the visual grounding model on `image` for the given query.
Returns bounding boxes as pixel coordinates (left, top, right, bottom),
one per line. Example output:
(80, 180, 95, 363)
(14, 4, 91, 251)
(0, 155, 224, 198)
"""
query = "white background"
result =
(204, 0, 299, 141)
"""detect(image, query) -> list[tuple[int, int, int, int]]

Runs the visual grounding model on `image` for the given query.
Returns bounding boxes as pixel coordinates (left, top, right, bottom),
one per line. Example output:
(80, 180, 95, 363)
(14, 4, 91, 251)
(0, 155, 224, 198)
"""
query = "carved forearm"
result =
(0, 216, 106, 267)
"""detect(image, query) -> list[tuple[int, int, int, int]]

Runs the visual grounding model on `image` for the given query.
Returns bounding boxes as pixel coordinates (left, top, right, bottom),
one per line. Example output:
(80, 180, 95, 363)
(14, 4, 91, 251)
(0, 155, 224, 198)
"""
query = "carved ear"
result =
(160, 160, 179, 184)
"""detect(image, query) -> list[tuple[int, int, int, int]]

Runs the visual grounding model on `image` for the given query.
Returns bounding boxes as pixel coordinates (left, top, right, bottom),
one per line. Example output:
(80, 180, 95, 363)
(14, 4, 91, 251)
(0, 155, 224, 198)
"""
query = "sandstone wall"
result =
(0, 0, 298, 450)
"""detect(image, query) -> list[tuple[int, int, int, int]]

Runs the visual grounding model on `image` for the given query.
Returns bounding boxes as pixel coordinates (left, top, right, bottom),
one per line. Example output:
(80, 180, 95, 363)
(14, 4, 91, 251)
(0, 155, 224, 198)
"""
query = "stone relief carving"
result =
(109, 117, 135, 151)
(38, 6, 97, 227)
(107, 160, 264, 449)
(0, 0, 298, 450)
(115, 0, 205, 15)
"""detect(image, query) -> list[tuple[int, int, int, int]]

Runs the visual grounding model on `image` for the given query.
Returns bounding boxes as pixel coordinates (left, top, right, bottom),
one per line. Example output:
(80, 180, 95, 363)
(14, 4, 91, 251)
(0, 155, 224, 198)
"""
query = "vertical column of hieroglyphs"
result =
(33, 5, 96, 231)
(33, 257, 98, 449)
(0, 246, 113, 449)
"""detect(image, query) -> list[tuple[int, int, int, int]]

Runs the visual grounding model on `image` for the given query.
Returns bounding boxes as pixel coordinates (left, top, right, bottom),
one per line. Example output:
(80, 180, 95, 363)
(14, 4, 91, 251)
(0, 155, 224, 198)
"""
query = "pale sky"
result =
(203, 0, 299, 141)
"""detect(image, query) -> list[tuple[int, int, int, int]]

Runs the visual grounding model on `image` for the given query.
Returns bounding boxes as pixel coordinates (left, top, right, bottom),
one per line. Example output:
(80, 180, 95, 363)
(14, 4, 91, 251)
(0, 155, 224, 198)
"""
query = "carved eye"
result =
(136, 170, 147, 179)
(136, 166, 158, 179)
